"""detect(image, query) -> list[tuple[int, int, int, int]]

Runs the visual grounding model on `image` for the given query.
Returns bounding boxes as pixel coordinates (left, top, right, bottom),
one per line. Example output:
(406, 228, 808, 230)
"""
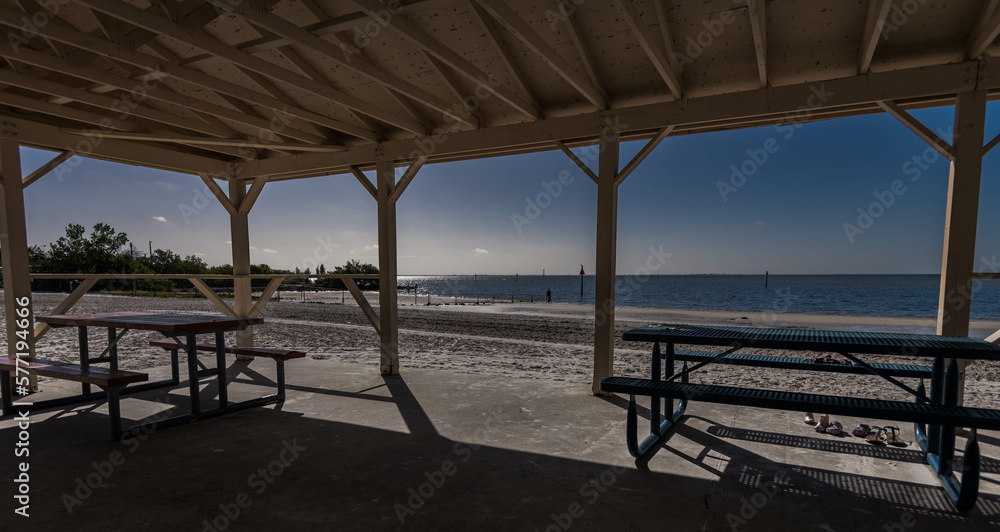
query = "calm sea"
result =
(396, 274, 1000, 320)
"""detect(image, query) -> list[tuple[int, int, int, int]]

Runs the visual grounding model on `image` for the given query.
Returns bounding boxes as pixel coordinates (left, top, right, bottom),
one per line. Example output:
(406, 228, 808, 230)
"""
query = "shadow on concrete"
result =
(3, 370, 1000, 531)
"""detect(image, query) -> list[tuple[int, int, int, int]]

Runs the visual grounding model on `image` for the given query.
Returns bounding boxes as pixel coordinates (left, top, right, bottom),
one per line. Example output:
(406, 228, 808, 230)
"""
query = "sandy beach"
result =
(7, 291, 1000, 409)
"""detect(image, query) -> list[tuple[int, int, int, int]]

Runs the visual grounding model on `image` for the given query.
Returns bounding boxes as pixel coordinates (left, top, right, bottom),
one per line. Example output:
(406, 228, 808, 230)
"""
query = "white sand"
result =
(7, 291, 1000, 409)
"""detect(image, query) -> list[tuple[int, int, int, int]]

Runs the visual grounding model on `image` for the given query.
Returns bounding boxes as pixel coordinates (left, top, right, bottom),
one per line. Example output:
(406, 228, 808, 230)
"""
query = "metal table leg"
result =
(186, 333, 200, 417)
(216, 331, 228, 410)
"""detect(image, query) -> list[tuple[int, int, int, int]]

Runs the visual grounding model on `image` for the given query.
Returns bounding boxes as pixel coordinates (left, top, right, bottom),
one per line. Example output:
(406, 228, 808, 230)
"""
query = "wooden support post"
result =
(936, 90, 987, 409)
(377, 160, 399, 375)
(0, 140, 37, 390)
(593, 131, 619, 395)
(229, 178, 254, 357)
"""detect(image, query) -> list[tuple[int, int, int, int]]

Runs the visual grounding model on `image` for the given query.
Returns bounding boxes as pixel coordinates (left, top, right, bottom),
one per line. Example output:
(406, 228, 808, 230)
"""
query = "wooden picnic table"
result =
(36, 312, 263, 435)
(601, 323, 1000, 512)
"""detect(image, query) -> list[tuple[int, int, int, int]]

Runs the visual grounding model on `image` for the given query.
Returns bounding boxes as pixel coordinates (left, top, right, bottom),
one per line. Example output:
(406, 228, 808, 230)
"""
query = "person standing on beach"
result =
(546, 289, 552, 303)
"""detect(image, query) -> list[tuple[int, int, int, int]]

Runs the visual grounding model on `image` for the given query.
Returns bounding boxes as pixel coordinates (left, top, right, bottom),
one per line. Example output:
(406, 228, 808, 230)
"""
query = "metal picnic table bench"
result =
(600, 323, 1000, 512)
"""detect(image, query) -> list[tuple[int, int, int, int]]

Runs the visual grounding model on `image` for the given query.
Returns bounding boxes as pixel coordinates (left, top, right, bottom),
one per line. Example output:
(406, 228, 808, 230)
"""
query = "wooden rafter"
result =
(476, 0, 607, 110)
(859, 0, 892, 74)
(560, 3, 608, 107)
(0, 44, 328, 145)
(179, 0, 446, 65)
(0, 11, 370, 145)
(422, 52, 482, 127)
(72, 0, 399, 139)
(612, 0, 682, 99)
(652, 0, 683, 91)
(968, 0, 1000, 59)
(202, 0, 475, 129)
(468, 0, 541, 115)
(746, 0, 767, 87)
(345, 0, 537, 121)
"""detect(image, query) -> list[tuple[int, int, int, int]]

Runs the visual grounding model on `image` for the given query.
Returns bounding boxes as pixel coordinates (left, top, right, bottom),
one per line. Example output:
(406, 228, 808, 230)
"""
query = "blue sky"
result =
(17, 103, 1000, 275)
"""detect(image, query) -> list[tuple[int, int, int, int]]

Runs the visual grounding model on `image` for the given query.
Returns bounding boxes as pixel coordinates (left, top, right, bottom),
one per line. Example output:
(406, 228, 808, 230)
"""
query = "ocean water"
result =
(396, 274, 1000, 320)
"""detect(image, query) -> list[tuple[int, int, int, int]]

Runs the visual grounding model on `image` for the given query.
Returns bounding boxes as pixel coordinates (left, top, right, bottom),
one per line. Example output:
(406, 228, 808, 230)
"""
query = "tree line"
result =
(11, 223, 378, 293)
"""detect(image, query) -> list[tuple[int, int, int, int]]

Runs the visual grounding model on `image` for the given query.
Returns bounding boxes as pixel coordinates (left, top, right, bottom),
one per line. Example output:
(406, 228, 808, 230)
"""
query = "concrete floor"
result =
(2, 357, 999, 532)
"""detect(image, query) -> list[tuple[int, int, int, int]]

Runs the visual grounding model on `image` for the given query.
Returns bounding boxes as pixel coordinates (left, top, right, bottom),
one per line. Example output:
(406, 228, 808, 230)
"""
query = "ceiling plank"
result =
(652, 0, 683, 93)
(746, 0, 767, 87)
(968, 0, 1000, 59)
(468, 0, 541, 115)
(0, 44, 329, 145)
(346, 0, 538, 121)
(202, 0, 474, 129)
(0, 67, 232, 138)
(0, 3, 376, 142)
(73, 0, 397, 138)
(560, 3, 608, 107)
(475, 0, 607, 110)
(179, 0, 451, 65)
(612, 0, 683, 99)
(859, 0, 892, 74)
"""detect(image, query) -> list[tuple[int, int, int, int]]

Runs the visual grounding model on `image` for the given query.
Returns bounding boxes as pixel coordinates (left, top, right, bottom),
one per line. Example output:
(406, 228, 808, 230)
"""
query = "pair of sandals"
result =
(809, 414, 844, 435)
(852, 423, 909, 447)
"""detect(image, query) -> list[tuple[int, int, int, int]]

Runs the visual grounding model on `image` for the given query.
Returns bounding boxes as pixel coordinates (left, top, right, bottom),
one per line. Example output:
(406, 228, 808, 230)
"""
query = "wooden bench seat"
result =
(667, 349, 932, 378)
(0, 355, 148, 387)
(600, 376, 1000, 430)
(149, 339, 306, 360)
(1, 355, 148, 440)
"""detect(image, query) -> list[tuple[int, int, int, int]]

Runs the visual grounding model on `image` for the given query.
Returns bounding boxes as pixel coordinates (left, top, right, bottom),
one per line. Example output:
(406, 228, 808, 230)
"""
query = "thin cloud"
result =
(261, 248, 278, 253)
(152, 216, 167, 222)
(364, 244, 379, 251)
(474, 248, 489, 255)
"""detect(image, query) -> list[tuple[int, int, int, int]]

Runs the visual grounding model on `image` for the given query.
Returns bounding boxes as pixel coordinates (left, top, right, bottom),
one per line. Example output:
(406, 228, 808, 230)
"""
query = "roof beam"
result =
(652, 0, 683, 92)
(468, 0, 541, 115)
(202, 0, 473, 129)
(238, 57, 999, 177)
(60, 131, 347, 153)
(475, 0, 607, 110)
(612, 0, 682, 99)
(422, 52, 483, 127)
(0, 44, 328, 145)
(746, 0, 767, 87)
(72, 0, 394, 139)
(0, 113, 229, 175)
(876, 100, 956, 160)
(859, 0, 892, 74)
(0, 90, 137, 131)
(559, 3, 608, 107)
(345, 0, 538, 121)
(968, 0, 1000, 59)
(0, 67, 234, 139)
